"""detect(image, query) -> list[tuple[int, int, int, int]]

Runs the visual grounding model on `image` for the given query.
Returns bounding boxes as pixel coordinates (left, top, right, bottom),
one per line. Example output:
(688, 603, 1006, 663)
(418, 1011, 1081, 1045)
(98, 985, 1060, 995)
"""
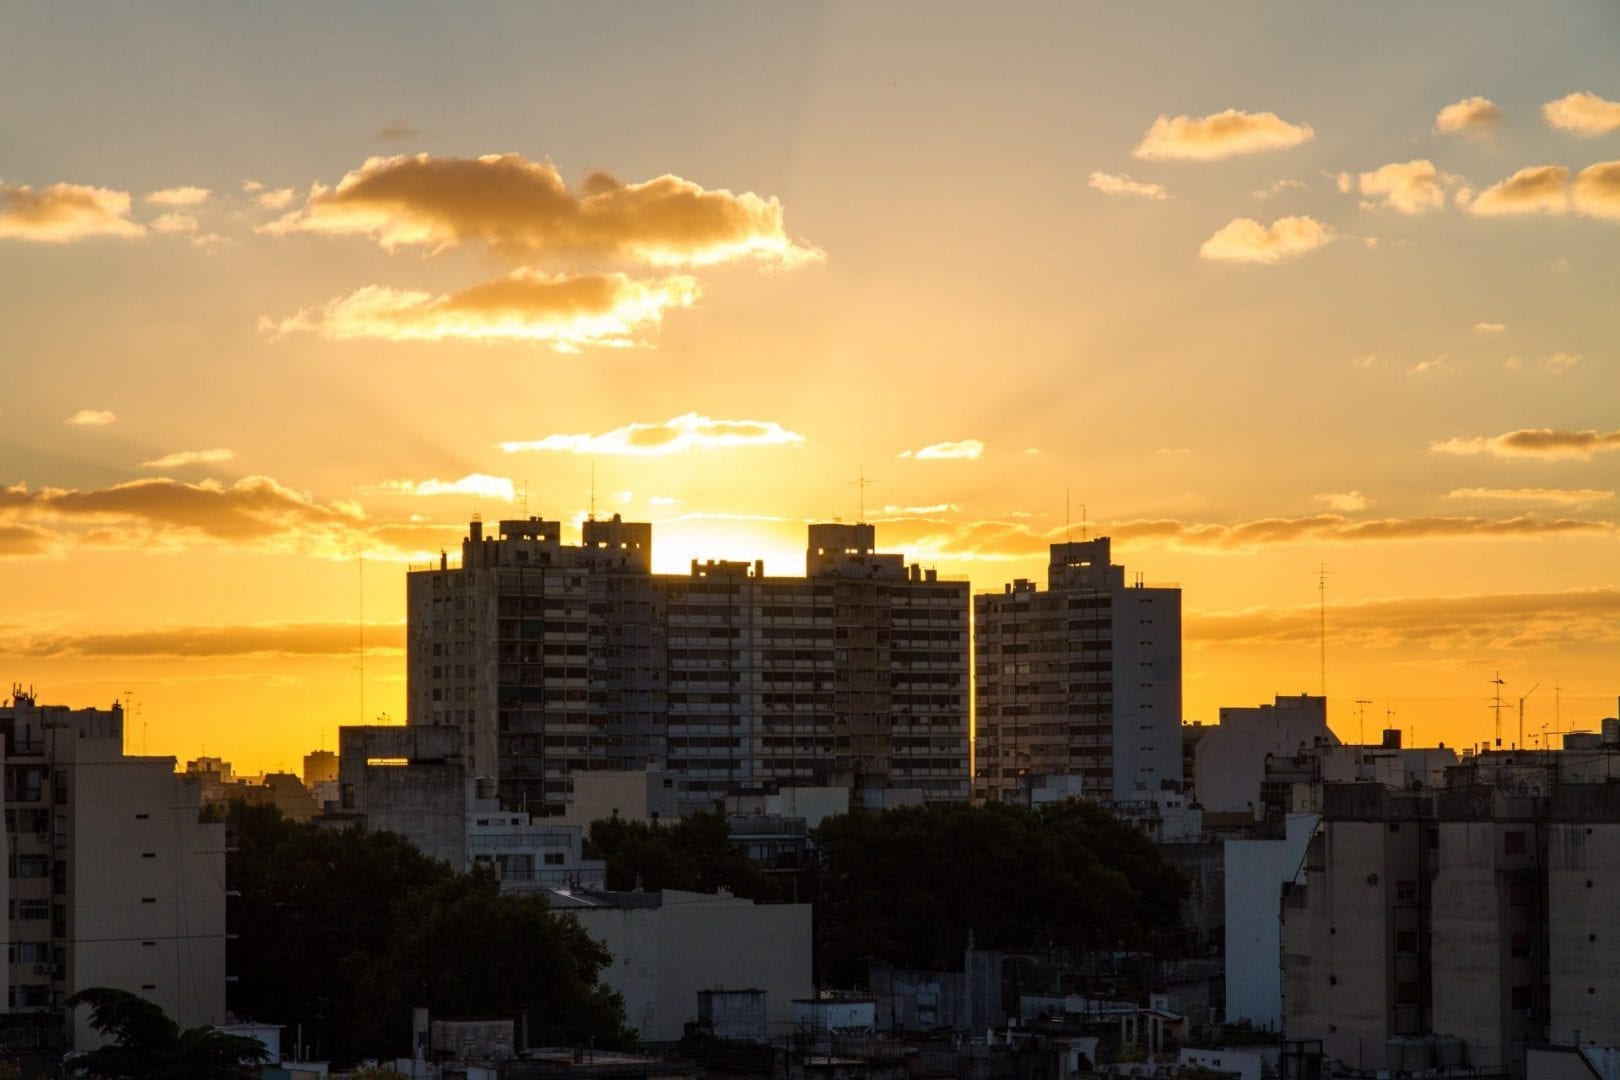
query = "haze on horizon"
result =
(2, 3, 1618, 773)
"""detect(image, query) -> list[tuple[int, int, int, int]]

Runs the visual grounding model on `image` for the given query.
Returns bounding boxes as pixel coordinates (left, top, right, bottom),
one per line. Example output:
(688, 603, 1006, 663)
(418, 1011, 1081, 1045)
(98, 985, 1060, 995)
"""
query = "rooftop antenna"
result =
(1065, 489, 1071, 544)
(1517, 683, 1539, 751)
(589, 461, 596, 521)
(358, 553, 365, 728)
(520, 479, 529, 519)
(1081, 502, 1088, 542)
(1316, 565, 1331, 698)
(850, 470, 875, 523)
(1491, 672, 1506, 748)
(1355, 699, 1372, 746)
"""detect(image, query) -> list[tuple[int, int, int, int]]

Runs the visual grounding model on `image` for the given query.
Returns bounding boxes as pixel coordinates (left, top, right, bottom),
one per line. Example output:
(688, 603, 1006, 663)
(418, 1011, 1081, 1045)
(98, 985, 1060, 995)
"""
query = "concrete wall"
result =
(1110, 586, 1183, 800)
(559, 771, 682, 827)
(1197, 696, 1330, 815)
(1225, 813, 1317, 1028)
(574, 891, 812, 1042)
(1547, 821, 1620, 1046)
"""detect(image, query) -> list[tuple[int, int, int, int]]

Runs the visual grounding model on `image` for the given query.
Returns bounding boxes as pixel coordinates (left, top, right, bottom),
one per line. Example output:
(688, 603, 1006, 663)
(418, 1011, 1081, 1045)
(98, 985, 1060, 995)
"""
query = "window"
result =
(1396, 880, 1417, 902)
(1396, 931, 1419, 954)
(1510, 882, 1533, 906)
(1397, 981, 1420, 1004)
(1505, 830, 1526, 854)
(1511, 986, 1532, 1010)
(1510, 934, 1531, 959)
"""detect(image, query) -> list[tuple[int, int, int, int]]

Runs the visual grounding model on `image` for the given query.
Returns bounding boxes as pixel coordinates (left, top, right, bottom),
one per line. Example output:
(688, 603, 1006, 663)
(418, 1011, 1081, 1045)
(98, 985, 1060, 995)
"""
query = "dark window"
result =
(1505, 830, 1527, 854)
(1511, 986, 1533, 1010)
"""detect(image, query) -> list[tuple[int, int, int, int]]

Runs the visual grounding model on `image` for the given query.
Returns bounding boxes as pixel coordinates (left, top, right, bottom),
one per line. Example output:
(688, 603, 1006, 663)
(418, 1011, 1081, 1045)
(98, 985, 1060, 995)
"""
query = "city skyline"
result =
(3, 3, 1618, 772)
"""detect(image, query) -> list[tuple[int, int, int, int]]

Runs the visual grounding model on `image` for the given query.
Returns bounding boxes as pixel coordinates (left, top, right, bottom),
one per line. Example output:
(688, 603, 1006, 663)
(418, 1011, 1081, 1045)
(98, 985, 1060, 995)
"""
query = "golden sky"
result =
(3, 4, 1618, 772)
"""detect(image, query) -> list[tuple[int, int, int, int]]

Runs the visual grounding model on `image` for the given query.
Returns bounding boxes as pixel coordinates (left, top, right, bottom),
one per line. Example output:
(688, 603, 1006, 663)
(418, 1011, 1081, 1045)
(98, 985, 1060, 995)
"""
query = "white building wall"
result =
(574, 891, 812, 1042)
(1226, 813, 1318, 1028)
(1547, 822, 1620, 1046)
(1196, 696, 1331, 815)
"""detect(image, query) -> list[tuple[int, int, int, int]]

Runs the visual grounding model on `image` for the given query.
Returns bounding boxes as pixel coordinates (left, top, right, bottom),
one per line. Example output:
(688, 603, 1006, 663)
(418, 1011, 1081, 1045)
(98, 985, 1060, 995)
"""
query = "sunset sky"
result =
(3, 3, 1618, 773)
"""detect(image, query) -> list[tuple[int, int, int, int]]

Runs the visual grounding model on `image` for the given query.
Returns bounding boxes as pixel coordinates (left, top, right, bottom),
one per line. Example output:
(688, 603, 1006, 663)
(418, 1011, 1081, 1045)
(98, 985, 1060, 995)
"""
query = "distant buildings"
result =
(974, 537, 1182, 804)
(1, 688, 225, 1051)
(407, 517, 970, 815)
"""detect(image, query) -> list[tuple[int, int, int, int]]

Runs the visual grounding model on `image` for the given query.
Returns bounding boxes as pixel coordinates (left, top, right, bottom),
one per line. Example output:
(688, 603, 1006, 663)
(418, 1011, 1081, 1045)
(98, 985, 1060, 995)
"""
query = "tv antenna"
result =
(1316, 565, 1331, 698)
(1355, 699, 1372, 746)
(1517, 683, 1539, 751)
(850, 470, 875, 522)
(589, 461, 596, 521)
(1491, 672, 1506, 748)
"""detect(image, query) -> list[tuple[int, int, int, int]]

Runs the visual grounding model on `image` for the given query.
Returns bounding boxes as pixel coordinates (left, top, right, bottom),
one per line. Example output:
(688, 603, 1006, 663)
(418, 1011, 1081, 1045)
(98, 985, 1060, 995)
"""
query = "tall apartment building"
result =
(407, 517, 969, 814)
(974, 537, 1181, 803)
(1282, 748, 1620, 1079)
(1, 688, 226, 1051)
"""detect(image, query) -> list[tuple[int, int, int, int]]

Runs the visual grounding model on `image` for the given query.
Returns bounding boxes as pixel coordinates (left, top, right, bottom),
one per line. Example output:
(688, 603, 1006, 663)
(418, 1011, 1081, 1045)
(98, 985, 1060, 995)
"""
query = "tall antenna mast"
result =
(849, 470, 875, 523)
(1317, 565, 1330, 698)
(1517, 683, 1539, 751)
(1081, 503, 1088, 542)
(589, 462, 596, 521)
(520, 479, 529, 518)
(1065, 489, 1071, 544)
(1355, 699, 1371, 746)
(358, 554, 365, 727)
(1491, 672, 1506, 747)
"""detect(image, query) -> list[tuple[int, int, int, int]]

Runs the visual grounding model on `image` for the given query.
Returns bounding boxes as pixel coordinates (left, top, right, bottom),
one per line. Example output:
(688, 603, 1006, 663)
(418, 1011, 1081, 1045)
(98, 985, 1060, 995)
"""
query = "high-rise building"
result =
(974, 537, 1181, 803)
(1, 687, 226, 1051)
(407, 517, 969, 814)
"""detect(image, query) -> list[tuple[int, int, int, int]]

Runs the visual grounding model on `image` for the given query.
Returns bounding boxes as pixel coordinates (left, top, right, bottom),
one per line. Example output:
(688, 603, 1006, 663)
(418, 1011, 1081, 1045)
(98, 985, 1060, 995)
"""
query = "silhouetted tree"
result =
(585, 811, 778, 900)
(64, 988, 267, 1079)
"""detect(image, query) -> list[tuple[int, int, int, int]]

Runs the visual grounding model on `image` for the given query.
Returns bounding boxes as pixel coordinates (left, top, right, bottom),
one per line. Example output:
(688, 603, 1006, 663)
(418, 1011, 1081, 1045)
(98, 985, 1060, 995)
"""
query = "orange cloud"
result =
(66, 409, 117, 427)
(1313, 491, 1372, 512)
(150, 211, 199, 234)
(1433, 96, 1501, 136)
(263, 270, 699, 351)
(1572, 160, 1620, 221)
(1542, 92, 1620, 136)
(1447, 488, 1613, 505)
(1, 621, 406, 659)
(141, 448, 235, 469)
(1187, 588, 1620, 651)
(1134, 109, 1313, 161)
(0, 179, 145, 242)
(1431, 428, 1620, 460)
(1198, 215, 1333, 264)
(145, 186, 210, 207)
(500, 413, 805, 456)
(1087, 171, 1170, 200)
(265, 153, 820, 266)
(0, 523, 61, 558)
(900, 440, 984, 461)
(1463, 165, 1568, 216)
(1350, 160, 1456, 214)
(373, 474, 516, 500)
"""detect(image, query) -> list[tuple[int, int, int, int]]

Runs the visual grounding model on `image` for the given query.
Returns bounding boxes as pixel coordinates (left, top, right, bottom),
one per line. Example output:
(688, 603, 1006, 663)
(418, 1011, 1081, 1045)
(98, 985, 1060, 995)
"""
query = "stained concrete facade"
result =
(974, 537, 1181, 803)
(554, 888, 812, 1042)
(2, 690, 225, 1050)
(1194, 694, 1334, 815)
(407, 517, 969, 814)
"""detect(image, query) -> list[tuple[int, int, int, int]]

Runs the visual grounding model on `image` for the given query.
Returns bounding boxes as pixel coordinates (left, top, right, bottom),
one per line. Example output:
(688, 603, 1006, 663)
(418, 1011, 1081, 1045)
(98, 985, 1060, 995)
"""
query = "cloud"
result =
(0, 179, 145, 242)
(1409, 356, 1447, 376)
(373, 474, 515, 501)
(1474, 322, 1506, 334)
(1134, 109, 1313, 161)
(150, 211, 199, 234)
(869, 510, 1611, 563)
(1572, 160, 1620, 221)
(264, 153, 820, 266)
(1186, 588, 1620, 652)
(374, 122, 421, 142)
(254, 187, 296, 211)
(66, 409, 116, 426)
(1431, 428, 1620, 461)
(499, 413, 805, 456)
(0, 523, 62, 558)
(1198, 215, 1333, 264)
(1433, 96, 1502, 136)
(899, 440, 984, 461)
(1446, 487, 1613, 505)
(1544, 351, 1580, 373)
(1087, 171, 1170, 200)
(1463, 165, 1568, 216)
(141, 448, 235, 469)
(1542, 92, 1620, 136)
(1253, 178, 1306, 201)
(0, 621, 406, 659)
(262, 269, 699, 351)
(1313, 491, 1373, 512)
(1350, 159, 1456, 214)
(145, 186, 210, 207)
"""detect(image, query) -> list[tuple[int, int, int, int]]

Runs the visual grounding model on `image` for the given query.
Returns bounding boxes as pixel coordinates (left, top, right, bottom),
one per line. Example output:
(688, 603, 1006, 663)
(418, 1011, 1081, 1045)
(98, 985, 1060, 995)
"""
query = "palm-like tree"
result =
(64, 988, 268, 1080)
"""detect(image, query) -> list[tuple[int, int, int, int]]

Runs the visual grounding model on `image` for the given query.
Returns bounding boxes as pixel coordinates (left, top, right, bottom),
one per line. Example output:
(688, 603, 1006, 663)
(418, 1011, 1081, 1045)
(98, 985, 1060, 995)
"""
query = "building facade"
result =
(1, 688, 226, 1051)
(407, 517, 969, 814)
(974, 537, 1181, 803)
